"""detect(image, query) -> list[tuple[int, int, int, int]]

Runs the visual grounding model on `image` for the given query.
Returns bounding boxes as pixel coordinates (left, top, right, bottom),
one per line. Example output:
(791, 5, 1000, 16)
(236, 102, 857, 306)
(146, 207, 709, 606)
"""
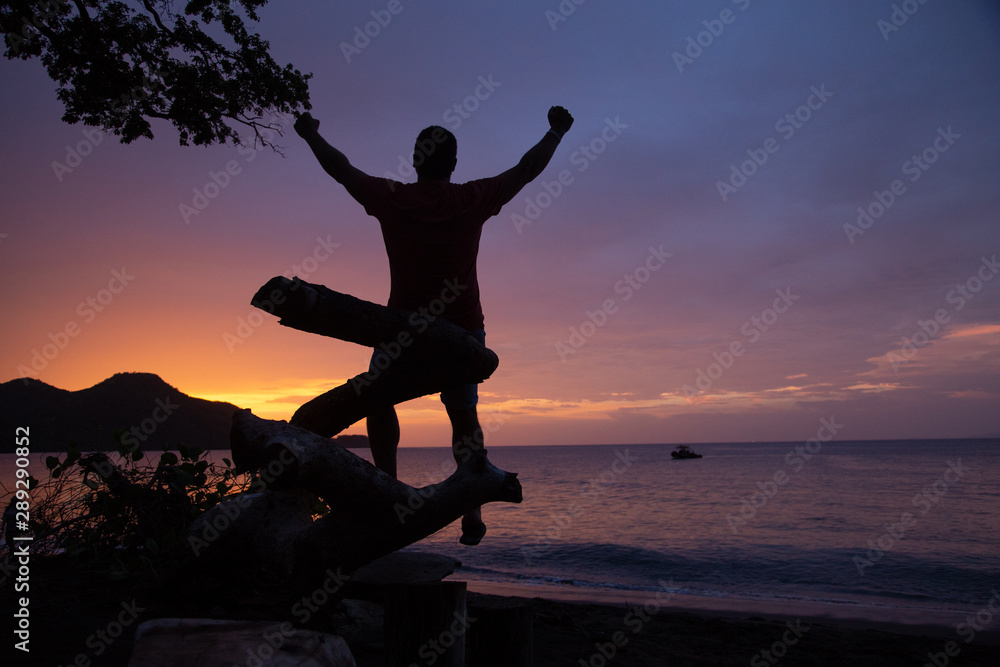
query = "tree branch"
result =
(71, 0, 93, 26)
(140, 0, 175, 37)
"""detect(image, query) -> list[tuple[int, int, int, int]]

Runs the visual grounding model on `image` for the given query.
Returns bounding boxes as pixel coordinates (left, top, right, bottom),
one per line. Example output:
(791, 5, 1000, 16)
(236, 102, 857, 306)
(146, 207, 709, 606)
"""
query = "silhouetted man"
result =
(295, 105, 574, 545)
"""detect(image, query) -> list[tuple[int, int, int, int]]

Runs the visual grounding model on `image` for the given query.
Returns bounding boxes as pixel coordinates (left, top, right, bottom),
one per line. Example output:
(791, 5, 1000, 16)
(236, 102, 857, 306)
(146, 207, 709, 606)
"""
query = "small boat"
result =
(671, 445, 702, 459)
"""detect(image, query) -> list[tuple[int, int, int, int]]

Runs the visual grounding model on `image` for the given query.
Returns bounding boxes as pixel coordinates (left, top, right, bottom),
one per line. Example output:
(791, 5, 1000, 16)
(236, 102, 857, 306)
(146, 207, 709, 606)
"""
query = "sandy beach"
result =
(465, 581, 1000, 666)
(8, 557, 999, 666)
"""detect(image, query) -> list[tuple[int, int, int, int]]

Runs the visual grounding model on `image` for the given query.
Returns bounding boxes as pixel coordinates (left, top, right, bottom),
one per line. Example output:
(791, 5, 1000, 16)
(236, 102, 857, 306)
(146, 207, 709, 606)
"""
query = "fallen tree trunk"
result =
(194, 411, 521, 586)
(249, 277, 499, 438)
(188, 279, 519, 593)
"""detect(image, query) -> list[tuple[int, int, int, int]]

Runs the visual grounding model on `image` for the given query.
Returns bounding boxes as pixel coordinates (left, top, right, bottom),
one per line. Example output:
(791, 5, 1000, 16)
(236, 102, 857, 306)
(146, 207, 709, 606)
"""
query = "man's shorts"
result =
(368, 329, 486, 411)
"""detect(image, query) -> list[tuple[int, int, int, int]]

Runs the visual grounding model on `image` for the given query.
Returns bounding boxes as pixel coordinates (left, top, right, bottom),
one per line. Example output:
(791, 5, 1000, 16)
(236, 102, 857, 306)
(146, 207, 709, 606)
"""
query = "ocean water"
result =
(385, 439, 1000, 619)
(3, 439, 998, 620)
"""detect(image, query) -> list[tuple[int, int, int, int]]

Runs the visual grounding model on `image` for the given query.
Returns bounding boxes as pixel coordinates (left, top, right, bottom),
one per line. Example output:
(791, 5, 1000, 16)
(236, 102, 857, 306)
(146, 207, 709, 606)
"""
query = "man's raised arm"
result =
(498, 106, 574, 206)
(295, 113, 366, 198)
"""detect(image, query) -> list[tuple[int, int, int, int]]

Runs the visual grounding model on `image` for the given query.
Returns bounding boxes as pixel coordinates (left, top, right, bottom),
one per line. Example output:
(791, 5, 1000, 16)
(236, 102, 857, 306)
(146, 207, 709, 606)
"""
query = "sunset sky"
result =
(2, 1, 998, 447)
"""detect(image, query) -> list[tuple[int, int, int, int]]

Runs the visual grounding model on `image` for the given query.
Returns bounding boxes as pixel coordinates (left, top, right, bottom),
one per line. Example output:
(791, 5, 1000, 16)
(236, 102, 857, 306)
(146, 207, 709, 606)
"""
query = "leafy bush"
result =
(15, 438, 255, 579)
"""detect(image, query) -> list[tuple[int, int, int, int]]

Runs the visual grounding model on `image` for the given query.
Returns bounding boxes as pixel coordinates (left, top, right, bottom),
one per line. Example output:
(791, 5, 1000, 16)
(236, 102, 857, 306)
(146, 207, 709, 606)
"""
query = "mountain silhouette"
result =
(0, 372, 238, 454)
(0, 372, 370, 454)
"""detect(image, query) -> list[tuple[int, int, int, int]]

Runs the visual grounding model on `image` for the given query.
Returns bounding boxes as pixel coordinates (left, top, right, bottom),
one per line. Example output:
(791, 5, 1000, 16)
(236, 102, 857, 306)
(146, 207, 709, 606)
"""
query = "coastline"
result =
(463, 582, 1000, 667)
(4, 438, 999, 664)
(6, 556, 1000, 666)
(465, 579, 997, 636)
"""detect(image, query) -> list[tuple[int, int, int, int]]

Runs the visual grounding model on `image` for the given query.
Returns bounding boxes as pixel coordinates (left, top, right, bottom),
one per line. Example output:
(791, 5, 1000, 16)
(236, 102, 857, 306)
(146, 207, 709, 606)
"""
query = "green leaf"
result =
(46, 456, 60, 469)
(159, 452, 179, 467)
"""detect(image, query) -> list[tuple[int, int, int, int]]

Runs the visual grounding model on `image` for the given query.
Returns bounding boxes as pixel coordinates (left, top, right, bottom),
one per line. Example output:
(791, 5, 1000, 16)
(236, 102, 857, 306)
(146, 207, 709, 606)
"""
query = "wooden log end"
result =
(250, 275, 318, 322)
(501, 471, 523, 504)
(455, 456, 523, 505)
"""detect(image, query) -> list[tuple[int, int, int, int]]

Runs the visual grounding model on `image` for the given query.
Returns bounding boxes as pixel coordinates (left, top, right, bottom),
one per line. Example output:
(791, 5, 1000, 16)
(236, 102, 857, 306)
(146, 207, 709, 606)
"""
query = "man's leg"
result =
(447, 404, 486, 464)
(441, 329, 488, 545)
(445, 402, 488, 545)
(367, 406, 400, 479)
(365, 345, 402, 478)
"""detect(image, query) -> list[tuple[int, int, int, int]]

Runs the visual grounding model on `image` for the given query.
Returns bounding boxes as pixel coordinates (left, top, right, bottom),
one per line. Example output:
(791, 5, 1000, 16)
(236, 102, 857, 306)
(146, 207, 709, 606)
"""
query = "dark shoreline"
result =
(5, 556, 999, 666)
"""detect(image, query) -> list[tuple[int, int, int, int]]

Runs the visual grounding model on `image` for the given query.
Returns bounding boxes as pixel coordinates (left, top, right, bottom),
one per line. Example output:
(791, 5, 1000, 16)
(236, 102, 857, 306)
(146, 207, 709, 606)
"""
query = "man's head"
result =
(413, 126, 457, 180)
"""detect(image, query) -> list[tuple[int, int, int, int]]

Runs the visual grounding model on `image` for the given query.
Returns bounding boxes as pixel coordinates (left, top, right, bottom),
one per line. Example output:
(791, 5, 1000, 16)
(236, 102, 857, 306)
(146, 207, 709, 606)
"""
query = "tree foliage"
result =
(1, 0, 311, 148)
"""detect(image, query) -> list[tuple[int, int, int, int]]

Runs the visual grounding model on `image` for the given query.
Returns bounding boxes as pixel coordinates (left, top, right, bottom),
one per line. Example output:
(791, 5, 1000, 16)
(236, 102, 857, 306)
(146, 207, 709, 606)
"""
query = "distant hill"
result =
(332, 433, 370, 449)
(0, 373, 371, 455)
(0, 372, 239, 454)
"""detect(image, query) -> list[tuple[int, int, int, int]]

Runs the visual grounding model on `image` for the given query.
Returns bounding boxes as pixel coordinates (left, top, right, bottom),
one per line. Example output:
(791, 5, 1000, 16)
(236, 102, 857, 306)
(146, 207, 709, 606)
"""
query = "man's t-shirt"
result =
(354, 174, 506, 332)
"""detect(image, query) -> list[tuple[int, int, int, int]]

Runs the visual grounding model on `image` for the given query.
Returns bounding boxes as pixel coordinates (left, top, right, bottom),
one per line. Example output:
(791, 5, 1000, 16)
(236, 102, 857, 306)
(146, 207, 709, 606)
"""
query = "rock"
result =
(345, 551, 461, 603)
(127, 618, 356, 667)
(351, 551, 461, 586)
